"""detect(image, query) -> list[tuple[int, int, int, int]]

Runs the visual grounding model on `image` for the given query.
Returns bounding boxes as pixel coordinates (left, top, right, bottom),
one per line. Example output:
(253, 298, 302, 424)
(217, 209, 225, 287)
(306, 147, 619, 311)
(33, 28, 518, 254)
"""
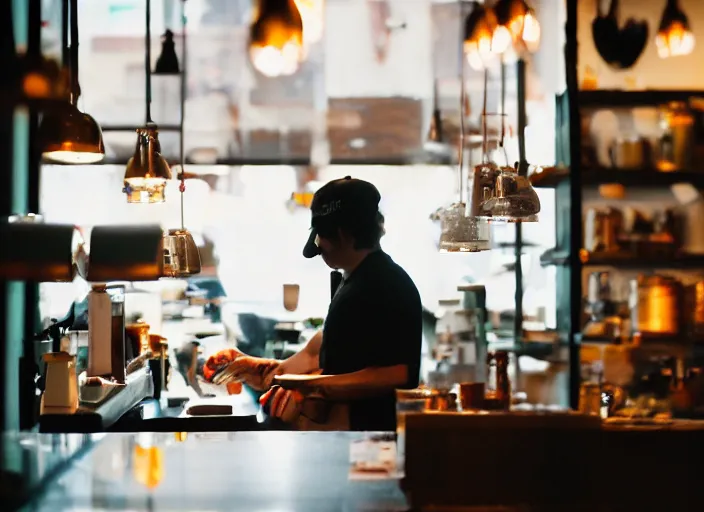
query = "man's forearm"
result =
(277, 330, 322, 376)
(315, 364, 408, 401)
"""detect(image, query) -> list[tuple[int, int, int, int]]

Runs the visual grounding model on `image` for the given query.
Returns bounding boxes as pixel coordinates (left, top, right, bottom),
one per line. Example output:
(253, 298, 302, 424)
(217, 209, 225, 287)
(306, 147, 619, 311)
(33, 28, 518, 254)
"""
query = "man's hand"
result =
(220, 356, 282, 391)
(259, 386, 305, 423)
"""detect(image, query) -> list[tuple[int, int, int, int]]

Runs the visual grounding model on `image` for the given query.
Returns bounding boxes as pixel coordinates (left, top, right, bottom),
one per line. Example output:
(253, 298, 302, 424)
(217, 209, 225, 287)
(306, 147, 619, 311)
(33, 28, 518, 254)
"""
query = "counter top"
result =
(3, 431, 408, 512)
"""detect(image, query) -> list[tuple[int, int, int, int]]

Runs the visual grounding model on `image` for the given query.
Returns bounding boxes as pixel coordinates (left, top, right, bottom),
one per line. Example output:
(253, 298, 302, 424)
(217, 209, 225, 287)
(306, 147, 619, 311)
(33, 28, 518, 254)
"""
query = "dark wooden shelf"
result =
(583, 253, 704, 269)
(581, 167, 704, 187)
(532, 167, 704, 189)
(541, 250, 704, 269)
(579, 89, 704, 108)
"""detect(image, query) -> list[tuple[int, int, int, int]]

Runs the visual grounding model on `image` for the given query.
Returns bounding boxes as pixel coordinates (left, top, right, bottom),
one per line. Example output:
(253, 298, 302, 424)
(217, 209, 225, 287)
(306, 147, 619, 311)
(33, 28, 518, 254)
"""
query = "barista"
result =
(224, 177, 422, 430)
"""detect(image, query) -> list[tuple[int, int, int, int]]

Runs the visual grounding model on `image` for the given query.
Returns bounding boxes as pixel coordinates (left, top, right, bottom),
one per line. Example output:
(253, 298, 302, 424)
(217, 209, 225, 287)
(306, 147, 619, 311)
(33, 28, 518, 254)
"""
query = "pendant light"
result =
(249, 0, 305, 78)
(123, 0, 172, 203)
(438, 1, 491, 254)
(656, 0, 695, 59)
(154, 29, 180, 75)
(463, 2, 511, 71)
(295, 0, 325, 46)
(163, 0, 201, 279)
(469, 54, 540, 223)
(40, 0, 105, 164)
(494, 0, 541, 53)
(425, 79, 452, 157)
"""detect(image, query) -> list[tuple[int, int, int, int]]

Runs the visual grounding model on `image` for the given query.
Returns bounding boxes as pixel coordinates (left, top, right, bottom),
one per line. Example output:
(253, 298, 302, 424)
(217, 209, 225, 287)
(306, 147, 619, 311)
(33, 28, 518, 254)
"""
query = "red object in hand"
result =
(203, 348, 239, 382)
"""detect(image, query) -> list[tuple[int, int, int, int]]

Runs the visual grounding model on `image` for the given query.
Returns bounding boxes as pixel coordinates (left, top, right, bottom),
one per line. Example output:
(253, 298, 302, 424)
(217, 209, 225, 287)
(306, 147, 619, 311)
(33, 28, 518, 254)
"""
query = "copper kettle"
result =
(163, 229, 201, 277)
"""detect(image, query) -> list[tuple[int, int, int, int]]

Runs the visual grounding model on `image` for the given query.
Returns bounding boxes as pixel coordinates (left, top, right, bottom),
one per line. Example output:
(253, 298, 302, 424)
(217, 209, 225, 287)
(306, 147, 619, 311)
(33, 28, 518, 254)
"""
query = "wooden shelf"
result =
(579, 89, 704, 108)
(581, 167, 704, 187)
(541, 250, 704, 269)
(582, 253, 704, 269)
(531, 167, 704, 189)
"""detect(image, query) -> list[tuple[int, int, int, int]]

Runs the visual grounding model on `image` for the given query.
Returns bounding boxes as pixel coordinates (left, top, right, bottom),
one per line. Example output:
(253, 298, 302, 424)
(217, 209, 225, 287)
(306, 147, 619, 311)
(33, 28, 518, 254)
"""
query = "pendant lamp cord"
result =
(179, 0, 187, 230)
(145, 0, 152, 123)
(457, 0, 466, 205)
(69, 0, 79, 103)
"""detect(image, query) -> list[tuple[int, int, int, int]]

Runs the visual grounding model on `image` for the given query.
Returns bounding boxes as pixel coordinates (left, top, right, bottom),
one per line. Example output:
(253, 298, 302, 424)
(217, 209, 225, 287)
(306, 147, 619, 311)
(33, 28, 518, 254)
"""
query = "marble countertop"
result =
(2, 431, 408, 512)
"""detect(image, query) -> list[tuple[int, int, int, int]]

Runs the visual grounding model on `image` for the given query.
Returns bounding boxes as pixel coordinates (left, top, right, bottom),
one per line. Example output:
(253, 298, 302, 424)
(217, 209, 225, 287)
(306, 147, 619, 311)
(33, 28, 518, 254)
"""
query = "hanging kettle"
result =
(162, 229, 201, 277)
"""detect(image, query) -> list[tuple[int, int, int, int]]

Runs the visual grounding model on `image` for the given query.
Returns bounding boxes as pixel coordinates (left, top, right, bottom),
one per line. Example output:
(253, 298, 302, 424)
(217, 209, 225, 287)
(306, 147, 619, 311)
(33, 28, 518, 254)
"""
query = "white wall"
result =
(38, 164, 556, 321)
(577, 0, 704, 89)
(324, 0, 434, 98)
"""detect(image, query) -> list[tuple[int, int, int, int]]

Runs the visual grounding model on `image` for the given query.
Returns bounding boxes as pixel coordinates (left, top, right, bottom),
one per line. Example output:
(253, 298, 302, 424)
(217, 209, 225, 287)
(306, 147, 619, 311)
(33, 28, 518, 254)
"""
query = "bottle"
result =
(485, 350, 511, 410)
(88, 284, 112, 377)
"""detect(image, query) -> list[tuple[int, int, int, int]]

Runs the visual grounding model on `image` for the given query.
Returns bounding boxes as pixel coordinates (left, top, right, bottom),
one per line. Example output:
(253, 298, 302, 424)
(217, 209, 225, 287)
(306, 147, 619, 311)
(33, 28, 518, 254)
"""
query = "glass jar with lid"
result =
(656, 101, 694, 172)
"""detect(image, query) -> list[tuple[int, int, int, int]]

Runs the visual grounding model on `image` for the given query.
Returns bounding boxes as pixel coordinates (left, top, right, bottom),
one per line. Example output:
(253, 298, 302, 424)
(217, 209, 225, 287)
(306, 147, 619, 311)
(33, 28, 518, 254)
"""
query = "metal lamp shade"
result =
(124, 124, 172, 204)
(40, 103, 105, 164)
(479, 169, 541, 222)
(85, 225, 164, 282)
(162, 228, 201, 278)
(154, 30, 180, 75)
(0, 219, 78, 281)
(438, 203, 491, 253)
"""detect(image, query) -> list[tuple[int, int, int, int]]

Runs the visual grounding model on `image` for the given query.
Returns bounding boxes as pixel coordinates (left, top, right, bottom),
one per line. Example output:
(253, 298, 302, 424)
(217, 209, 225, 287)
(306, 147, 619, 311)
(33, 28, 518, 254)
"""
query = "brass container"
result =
(629, 275, 681, 338)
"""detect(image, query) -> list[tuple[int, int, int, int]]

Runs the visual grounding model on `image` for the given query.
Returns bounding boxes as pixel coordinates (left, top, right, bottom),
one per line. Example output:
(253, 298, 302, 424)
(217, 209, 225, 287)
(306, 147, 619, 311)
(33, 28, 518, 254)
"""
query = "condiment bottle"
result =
(485, 350, 510, 410)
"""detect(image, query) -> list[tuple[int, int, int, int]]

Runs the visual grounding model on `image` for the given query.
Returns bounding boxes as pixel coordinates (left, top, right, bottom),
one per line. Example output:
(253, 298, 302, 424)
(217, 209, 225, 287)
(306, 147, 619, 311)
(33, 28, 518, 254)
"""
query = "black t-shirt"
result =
(319, 250, 422, 431)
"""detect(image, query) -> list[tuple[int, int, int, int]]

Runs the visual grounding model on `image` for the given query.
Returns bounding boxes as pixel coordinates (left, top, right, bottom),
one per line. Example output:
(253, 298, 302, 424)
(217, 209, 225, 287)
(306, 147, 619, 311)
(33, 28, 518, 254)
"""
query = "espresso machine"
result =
(428, 285, 489, 389)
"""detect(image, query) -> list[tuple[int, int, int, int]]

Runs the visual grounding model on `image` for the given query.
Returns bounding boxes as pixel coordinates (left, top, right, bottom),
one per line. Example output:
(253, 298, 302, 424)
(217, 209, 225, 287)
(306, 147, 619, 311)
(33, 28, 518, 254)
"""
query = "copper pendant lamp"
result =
(40, 0, 104, 165)
(123, 0, 172, 203)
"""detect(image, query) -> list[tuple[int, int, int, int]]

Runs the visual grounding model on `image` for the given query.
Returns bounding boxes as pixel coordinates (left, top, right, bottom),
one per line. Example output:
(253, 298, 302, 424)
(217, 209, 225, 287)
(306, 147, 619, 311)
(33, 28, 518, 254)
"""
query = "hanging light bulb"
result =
(249, 0, 305, 78)
(463, 4, 510, 71)
(494, 0, 540, 53)
(294, 0, 325, 46)
(40, 0, 105, 164)
(656, 0, 695, 59)
(123, 123, 172, 204)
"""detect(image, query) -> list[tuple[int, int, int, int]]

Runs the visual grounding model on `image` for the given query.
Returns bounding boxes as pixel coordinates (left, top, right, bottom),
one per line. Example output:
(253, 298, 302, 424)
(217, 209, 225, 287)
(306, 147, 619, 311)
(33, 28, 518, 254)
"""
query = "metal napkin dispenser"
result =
(162, 229, 201, 277)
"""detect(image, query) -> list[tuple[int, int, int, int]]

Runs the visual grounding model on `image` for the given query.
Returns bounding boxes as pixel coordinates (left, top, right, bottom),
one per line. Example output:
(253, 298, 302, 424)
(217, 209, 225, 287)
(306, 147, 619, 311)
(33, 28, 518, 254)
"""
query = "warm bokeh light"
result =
(44, 149, 104, 164)
(294, 0, 325, 45)
(250, 40, 304, 77)
(463, 5, 508, 70)
(656, 22, 695, 58)
(521, 11, 541, 52)
(249, 0, 305, 77)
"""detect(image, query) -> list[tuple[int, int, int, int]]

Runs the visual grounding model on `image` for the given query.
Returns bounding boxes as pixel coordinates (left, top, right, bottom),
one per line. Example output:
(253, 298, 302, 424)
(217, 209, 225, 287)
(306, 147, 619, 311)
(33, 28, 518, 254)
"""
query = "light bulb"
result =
(250, 40, 303, 77)
(521, 12, 541, 51)
(249, 0, 305, 77)
(294, 0, 324, 45)
(656, 22, 695, 58)
(464, 42, 486, 71)
(491, 25, 512, 54)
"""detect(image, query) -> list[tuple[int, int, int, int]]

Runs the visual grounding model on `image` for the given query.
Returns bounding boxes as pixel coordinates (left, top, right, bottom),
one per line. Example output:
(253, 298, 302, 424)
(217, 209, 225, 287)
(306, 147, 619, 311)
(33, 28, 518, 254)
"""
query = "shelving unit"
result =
(552, 0, 704, 408)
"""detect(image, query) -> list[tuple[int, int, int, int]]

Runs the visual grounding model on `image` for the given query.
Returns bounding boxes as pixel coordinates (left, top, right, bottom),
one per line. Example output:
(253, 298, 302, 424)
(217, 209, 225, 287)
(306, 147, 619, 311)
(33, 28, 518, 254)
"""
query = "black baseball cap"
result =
(302, 176, 381, 258)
